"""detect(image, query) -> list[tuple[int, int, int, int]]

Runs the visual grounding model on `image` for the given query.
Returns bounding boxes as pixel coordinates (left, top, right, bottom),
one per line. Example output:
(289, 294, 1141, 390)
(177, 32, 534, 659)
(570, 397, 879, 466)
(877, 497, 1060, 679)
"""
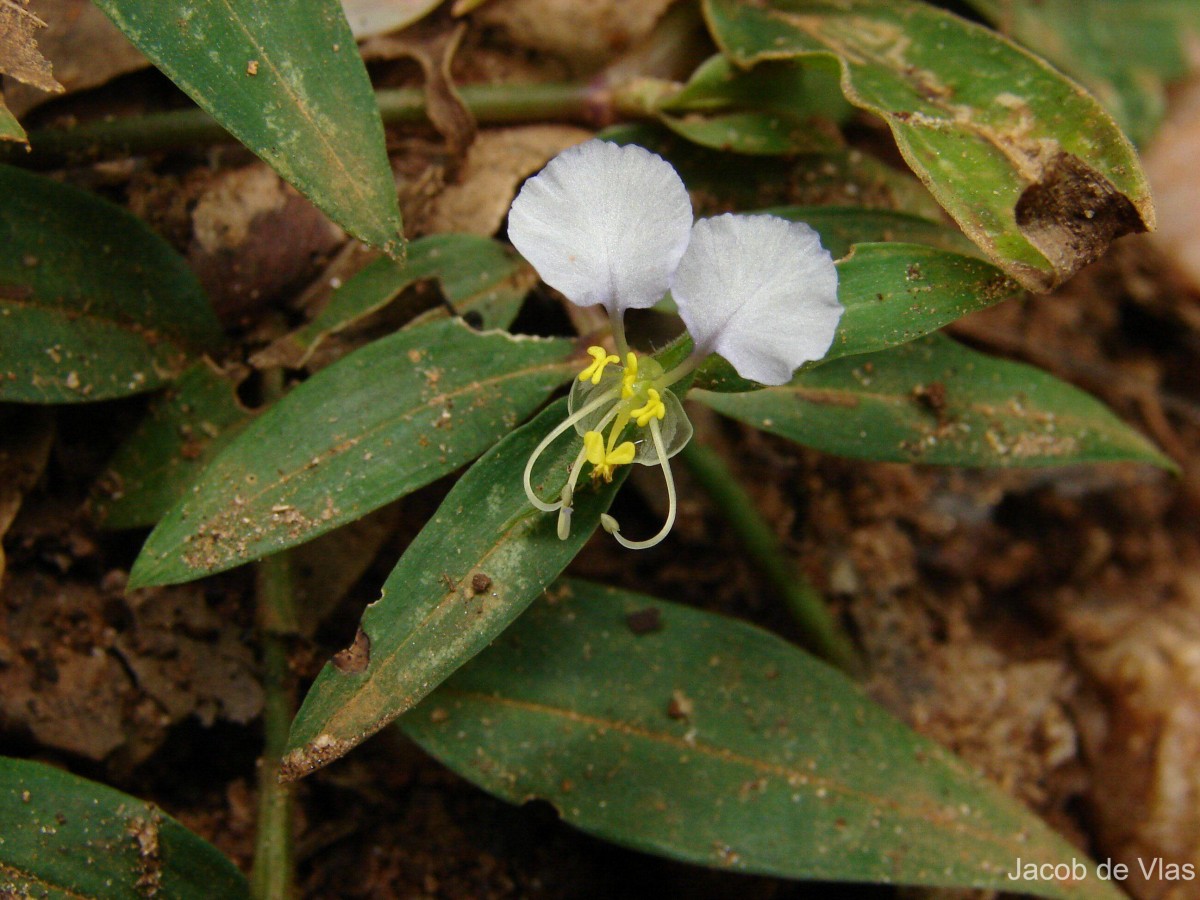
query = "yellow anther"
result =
(620, 352, 639, 399)
(632, 388, 665, 427)
(584, 430, 635, 483)
(608, 442, 636, 466)
(584, 430, 605, 464)
(579, 346, 619, 384)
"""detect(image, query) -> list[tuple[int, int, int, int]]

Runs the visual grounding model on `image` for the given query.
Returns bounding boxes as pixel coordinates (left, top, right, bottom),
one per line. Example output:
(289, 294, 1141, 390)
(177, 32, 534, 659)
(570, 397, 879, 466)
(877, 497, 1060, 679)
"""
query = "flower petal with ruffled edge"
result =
(507, 140, 694, 316)
(671, 214, 842, 386)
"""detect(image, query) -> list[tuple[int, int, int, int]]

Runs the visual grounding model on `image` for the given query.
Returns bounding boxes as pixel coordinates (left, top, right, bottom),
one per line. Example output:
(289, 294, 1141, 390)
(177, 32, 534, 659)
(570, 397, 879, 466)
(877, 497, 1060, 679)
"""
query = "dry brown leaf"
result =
(0, 407, 54, 583)
(0, 0, 61, 91)
(472, 0, 676, 74)
(1067, 580, 1200, 900)
(116, 582, 264, 729)
(427, 124, 590, 235)
(186, 163, 346, 324)
(0, 572, 262, 768)
(6, 0, 146, 116)
(1145, 72, 1200, 292)
(362, 22, 476, 160)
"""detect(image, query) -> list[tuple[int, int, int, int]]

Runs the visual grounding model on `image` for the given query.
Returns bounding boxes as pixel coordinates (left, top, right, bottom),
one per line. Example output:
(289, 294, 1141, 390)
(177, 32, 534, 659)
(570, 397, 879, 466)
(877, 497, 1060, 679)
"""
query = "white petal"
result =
(507, 140, 693, 313)
(672, 214, 842, 385)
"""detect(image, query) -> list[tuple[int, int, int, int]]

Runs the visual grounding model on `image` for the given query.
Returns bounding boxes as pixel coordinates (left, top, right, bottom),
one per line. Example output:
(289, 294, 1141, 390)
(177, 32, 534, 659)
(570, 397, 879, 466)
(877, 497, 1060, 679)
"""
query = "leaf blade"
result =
(93, 0, 403, 252)
(0, 100, 26, 144)
(764, 205, 980, 259)
(0, 755, 249, 900)
(964, 0, 1200, 146)
(256, 234, 537, 369)
(282, 400, 625, 779)
(92, 362, 252, 530)
(401, 580, 1121, 898)
(602, 122, 947, 220)
(702, 0, 1154, 290)
(656, 54, 849, 155)
(696, 333, 1174, 469)
(130, 321, 578, 587)
(0, 165, 221, 403)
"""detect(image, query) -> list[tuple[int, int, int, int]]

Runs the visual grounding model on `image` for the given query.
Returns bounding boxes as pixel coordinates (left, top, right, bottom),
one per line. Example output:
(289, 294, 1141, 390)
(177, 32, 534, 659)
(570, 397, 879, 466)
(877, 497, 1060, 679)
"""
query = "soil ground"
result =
(4, 6, 1200, 899)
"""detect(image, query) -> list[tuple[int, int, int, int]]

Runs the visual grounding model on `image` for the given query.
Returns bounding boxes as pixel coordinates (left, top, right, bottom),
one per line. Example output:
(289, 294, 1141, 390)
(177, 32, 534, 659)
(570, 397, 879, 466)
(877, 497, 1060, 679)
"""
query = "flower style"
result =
(510, 139, 842, 549)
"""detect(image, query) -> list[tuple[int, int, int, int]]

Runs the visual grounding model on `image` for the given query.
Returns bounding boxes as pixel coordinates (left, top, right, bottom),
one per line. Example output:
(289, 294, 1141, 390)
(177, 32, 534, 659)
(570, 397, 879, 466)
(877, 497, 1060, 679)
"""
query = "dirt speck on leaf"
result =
(625, 606, 662, 635)
(280, 733, 353, 782)
(667, 689, 694, 721)
(126, 810, 163, 897)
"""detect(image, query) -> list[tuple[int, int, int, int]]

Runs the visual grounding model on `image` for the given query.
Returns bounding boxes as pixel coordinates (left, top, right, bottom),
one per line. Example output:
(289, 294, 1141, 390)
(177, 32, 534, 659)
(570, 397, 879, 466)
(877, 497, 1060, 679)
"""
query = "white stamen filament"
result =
(555, 444, 587, 539)
(523, 387, 620, 512)
(601, 417, 677, 550)
(555, 402, 625, 540)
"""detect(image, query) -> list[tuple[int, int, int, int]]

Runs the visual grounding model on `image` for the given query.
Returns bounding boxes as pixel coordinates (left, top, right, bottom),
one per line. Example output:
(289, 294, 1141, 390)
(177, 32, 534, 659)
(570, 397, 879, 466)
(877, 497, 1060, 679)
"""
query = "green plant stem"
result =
(9, 82, 598, 167)
(251, 371, 298, 900)
(678, 441, 864, 677)
(252, 550, 297, 900)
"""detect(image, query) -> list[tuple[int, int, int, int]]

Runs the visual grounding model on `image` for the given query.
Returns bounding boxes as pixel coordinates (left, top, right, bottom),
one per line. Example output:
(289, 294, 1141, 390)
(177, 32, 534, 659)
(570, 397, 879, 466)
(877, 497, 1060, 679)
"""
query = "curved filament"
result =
(601, 418, 677, 550)
(523, 387, 619, 512)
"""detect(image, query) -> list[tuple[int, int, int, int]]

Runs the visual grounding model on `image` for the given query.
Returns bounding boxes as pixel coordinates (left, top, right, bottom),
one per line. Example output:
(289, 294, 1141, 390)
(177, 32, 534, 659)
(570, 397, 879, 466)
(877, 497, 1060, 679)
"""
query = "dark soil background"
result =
(4, 2, 1200, 899)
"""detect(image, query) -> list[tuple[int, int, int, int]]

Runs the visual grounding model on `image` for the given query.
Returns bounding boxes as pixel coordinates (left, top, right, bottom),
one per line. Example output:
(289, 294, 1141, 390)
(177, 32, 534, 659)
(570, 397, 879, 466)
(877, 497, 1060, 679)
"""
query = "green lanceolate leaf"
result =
(703, 0, 1154, 291)
(256, 234, 537, 368)
(827, 245, 1018, 358)
(0, 104, 25, 144)
(696, 333, 1175, 469)
(282, 400, 626, 780)
(0, 756, 249, 899)
(765, 206, 979, 260)
(964, 0, 1200, 146)
(93, 362, 253, 530)
(130, 320, 579, 588)
(0, 166, 222, 404)
(602, 122, 945, 220)
(694, 243, 1020, 392)
(402, 581, 1121, 898)
(93, 0, 402, 254)
(654, 54, 849, 155)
